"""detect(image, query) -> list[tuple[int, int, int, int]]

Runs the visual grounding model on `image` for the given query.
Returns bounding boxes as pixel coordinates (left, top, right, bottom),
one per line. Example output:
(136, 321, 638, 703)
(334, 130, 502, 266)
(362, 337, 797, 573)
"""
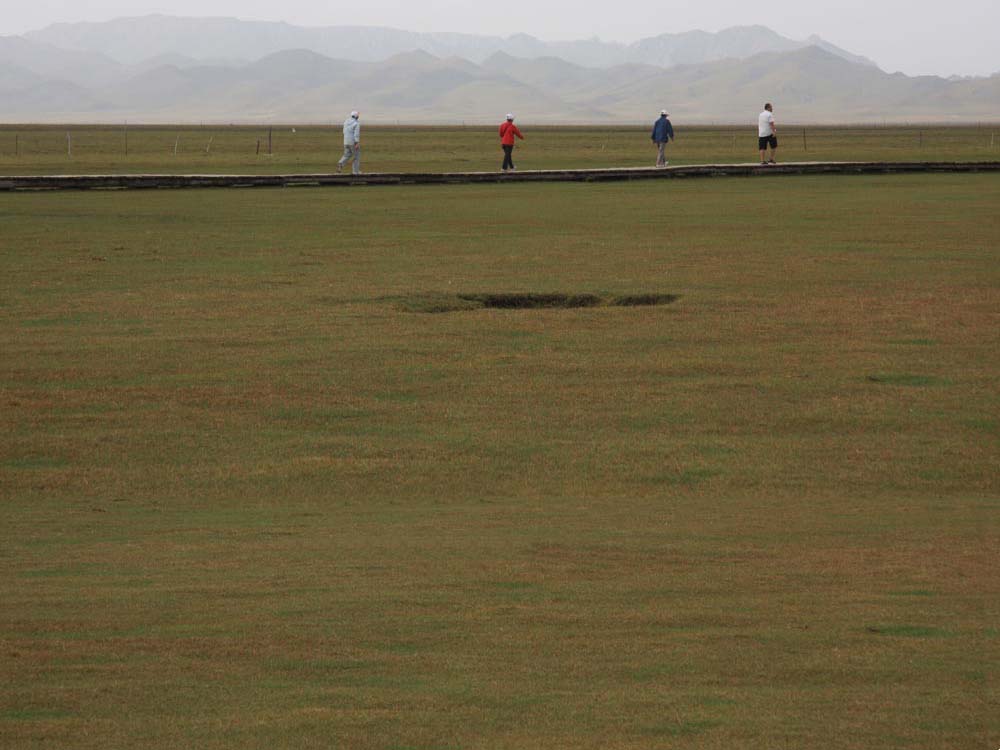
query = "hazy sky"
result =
(4, 0, 999, 77)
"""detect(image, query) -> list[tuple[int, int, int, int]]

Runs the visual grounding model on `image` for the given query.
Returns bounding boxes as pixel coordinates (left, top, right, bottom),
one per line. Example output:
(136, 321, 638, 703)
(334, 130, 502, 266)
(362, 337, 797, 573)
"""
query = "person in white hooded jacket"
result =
(337, 111, 361, 175)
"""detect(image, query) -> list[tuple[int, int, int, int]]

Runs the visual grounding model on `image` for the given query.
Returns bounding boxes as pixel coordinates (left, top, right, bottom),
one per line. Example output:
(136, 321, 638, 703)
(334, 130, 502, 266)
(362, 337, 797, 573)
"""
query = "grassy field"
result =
(1, 170, 998, 748)
(0, 124, 999, 175)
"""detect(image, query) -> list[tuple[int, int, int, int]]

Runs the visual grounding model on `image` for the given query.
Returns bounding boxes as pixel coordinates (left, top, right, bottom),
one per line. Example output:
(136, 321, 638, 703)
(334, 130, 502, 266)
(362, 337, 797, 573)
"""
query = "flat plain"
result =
(0, 124, 998, 175)
(1, 136, 998, 749)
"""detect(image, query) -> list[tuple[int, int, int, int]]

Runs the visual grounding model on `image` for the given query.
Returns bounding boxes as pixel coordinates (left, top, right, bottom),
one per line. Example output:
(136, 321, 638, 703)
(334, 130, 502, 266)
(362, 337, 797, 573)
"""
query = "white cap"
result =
(350, 110, 359, 118)
(506, 113, 514, 120)
(660, 110, 668, 116)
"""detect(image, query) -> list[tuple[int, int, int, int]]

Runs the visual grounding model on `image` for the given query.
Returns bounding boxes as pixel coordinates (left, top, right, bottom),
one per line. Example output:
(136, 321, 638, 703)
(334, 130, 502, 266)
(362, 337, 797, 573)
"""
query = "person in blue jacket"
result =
(651, 110, 675, 167)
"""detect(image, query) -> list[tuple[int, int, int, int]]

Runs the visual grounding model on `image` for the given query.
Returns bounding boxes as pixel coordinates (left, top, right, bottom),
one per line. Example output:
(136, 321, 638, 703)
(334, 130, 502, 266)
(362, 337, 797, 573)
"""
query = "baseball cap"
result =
(506, 113, 514, 120)
(351, 110, 359, 118)
(660, 110, 668, 115)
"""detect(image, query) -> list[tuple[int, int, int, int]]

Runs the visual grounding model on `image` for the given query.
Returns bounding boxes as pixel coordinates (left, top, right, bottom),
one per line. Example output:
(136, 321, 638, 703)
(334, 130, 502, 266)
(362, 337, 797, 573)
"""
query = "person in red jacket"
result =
(499, 113, 524, 172)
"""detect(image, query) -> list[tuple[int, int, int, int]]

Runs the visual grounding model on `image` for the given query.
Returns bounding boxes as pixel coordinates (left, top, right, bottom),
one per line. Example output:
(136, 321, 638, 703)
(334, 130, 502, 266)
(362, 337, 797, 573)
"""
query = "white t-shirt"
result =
(758, 110, 775, 137)
(343, 117, 360, 145)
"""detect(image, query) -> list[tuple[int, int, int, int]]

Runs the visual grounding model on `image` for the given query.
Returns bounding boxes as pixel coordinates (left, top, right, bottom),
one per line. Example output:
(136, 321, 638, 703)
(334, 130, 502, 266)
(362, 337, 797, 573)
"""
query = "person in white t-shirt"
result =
(337, 111, 361, 175)
(758, 103, 777, 165)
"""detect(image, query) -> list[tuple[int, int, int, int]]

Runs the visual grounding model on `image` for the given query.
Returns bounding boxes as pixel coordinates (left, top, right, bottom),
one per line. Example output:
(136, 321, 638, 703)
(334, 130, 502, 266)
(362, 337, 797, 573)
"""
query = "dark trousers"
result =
(502, 144, 514, 170)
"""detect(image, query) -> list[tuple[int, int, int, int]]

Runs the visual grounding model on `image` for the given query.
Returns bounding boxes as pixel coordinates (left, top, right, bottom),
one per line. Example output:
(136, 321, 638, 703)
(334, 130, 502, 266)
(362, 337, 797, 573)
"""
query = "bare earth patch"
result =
(395, 292, 680, 313)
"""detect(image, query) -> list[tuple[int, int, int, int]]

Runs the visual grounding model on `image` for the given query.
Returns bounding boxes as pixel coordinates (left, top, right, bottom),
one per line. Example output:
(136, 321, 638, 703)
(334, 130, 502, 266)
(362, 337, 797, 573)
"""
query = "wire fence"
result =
(0, 124, 997, 169)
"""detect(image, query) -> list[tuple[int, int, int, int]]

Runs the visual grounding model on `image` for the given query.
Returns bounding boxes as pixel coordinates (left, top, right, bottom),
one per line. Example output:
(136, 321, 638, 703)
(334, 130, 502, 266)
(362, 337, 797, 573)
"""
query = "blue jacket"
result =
(651, 116, 674, 143)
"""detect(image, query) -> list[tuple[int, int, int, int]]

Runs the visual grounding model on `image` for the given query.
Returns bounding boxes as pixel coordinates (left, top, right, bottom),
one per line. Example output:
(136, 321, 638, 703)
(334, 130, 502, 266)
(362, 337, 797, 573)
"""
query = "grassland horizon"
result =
(1, 124, 999, 176)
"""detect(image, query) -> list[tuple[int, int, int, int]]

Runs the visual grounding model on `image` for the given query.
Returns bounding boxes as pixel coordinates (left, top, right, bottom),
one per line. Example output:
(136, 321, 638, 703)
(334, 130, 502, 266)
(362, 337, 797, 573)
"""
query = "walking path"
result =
(1, 161, 997, 191)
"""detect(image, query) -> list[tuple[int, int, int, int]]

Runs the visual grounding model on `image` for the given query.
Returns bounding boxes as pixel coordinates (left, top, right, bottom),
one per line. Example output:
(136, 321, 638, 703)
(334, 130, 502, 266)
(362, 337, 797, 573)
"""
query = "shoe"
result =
(768, 160, 776, 164)
(760, 161, 767, 166)
(663, 161, 669, 166)
(336, 164, 343, 173)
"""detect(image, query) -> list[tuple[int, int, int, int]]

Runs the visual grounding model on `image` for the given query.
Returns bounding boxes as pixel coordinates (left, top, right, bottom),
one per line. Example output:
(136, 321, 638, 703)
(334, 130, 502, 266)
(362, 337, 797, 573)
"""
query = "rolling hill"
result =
(1, 18, 997, 124)
(25, 15, 878, 70)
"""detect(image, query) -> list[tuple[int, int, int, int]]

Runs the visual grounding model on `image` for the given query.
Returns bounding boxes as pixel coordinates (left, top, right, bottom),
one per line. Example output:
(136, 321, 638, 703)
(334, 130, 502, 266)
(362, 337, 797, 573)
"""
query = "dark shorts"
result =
(759, 135, 778, 150)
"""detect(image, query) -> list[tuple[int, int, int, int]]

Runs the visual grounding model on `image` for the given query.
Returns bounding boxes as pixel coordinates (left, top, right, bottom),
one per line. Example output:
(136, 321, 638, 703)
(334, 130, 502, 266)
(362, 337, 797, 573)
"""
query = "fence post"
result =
(124, 122, 128, 158)
(173, 135, 180, 156)
(268, 127, 273, 155)
(67, 132, 72, 158)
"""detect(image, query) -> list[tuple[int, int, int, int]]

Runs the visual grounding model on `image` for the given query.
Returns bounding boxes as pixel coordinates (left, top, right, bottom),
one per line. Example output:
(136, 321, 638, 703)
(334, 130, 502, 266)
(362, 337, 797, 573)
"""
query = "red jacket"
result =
(499, 121, 524, 146)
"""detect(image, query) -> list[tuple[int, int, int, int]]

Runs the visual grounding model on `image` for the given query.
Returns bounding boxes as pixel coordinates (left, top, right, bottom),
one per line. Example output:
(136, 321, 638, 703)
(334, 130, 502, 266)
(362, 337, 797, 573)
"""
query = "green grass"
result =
(866, 374, 951, 386)
(0, 124, 998, 175)
(1, 172, 998, 748)
(866, 626, 953, 638)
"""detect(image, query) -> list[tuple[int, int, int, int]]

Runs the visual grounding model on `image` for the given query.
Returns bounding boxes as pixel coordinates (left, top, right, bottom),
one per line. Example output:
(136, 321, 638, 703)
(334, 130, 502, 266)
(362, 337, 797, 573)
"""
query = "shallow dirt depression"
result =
(395, 293, 680, 313)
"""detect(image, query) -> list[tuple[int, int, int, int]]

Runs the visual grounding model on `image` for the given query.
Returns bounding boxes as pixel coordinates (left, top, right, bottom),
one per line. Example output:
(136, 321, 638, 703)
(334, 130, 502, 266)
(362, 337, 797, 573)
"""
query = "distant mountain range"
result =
(1, 15, 997, 123)
(23, 15, 880, 70)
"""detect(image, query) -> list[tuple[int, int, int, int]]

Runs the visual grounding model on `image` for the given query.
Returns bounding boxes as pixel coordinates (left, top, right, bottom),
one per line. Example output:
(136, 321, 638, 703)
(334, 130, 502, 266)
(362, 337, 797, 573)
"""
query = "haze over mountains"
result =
(24, 15, 879, 70)
(2, 15, 998, 123)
